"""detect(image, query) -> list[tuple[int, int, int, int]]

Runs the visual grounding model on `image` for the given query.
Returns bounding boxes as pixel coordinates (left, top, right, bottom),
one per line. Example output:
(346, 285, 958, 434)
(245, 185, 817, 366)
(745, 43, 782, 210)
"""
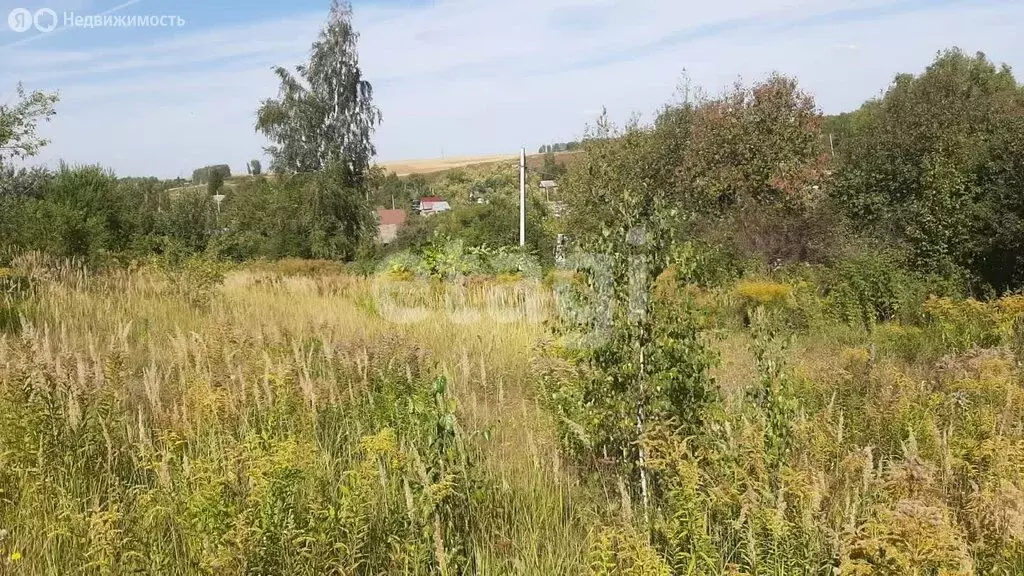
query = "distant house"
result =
(376, 208, 407, 244)
(418, 196, 451, 216)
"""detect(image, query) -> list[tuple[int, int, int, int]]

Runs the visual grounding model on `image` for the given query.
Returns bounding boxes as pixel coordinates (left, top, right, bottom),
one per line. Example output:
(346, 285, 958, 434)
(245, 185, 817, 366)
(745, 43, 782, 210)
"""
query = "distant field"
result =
(164, 152, 579, 190)
(379, 151, 580, 176)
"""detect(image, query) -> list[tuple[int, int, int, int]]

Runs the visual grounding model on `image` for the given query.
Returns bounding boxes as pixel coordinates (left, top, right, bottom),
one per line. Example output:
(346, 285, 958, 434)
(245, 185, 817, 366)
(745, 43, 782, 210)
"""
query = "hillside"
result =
(378, 151, 580, 176)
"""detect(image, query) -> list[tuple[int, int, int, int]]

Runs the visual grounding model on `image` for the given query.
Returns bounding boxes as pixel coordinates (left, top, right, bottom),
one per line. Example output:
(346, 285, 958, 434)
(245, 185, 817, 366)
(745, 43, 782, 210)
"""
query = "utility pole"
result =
(519, 147, 526, 247)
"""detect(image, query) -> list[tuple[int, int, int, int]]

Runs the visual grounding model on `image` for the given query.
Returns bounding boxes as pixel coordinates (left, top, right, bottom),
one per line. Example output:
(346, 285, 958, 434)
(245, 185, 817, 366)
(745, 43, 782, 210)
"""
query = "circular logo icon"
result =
(7, 8, 32, 32)
(33, 8, 58, 32)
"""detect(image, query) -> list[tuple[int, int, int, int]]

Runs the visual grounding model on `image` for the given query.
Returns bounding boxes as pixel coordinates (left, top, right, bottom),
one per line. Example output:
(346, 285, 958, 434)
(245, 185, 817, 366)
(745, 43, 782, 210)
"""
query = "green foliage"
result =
(382, 235, 540, 280)
(150, 254, 229, 307)
(255, 0, 380, 175)
(549, 270, 717, 463)
(823, 251, 915, 330)
(549, 115, 718, 522)
(820, 249, 964, 330)
(215, 162, 376, 261)
(586, 526, 671, 575)
(0, 83, 59, 164)
(669, 240, 744, 288)
(206, 168, 225, 195)
(747, 307, 799, 468)
(833, 48, 1024, 292)
(191, 164, 231, 184)
(0, 165, 124, 261)
(538, 141, 581, 154)
(0, 268, 29, 334)
(564, 75, 830, 267)
(538, 151, 567, 180)
(674, 74, 826, 213)
(0, 166, 221, 264)
(562, 111, 687, 244)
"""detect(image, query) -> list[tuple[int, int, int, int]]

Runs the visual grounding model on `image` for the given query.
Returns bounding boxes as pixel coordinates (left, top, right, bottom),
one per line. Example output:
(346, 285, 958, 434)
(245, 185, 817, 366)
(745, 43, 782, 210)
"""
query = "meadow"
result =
(1, 252, 1024, 575)
(2, 0, 1022, 569)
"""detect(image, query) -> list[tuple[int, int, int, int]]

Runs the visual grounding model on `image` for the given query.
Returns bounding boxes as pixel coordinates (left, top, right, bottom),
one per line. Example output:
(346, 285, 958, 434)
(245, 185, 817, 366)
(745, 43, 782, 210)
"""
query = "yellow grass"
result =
(378, 151, 581, 177)
(0, 261, 586, 573)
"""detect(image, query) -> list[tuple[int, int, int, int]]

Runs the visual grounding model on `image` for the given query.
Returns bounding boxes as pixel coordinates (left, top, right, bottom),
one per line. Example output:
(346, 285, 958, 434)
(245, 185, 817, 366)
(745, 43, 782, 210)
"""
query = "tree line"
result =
(1, 0, 1022, 297)
(1, 0, 379, 265)
(560, 51, 1024, 295)
(538, 141, 581, 154)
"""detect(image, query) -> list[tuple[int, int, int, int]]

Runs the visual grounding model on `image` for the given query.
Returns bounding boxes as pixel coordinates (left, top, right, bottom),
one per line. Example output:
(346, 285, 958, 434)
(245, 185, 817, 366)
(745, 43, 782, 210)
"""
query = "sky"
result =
(0, 0, 1021, 178)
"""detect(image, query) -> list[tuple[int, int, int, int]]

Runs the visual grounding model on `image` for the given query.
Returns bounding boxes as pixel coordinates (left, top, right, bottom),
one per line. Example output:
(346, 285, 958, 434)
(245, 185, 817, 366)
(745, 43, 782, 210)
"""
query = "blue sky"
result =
(1, 0, 1021, 178)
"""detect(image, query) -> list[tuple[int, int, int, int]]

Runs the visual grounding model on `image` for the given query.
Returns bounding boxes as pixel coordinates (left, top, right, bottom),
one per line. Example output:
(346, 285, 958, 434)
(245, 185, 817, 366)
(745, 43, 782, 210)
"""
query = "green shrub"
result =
(670, 240, 744, 288)
(820, 250, 963, 330)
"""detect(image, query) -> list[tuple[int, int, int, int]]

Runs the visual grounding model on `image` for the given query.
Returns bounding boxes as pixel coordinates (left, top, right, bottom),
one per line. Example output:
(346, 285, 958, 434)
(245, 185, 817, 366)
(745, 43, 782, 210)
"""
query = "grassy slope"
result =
(378, 151, 580, 176)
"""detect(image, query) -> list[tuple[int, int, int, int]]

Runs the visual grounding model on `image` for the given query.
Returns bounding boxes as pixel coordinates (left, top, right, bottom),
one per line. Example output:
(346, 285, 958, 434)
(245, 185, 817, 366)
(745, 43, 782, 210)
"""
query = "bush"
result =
(670, 240, 744, 288)
(382, 236, 543, 281)
(922, 296, 1021, 352)
(821, 250, 963, 330)
(735, 279, 793, 307)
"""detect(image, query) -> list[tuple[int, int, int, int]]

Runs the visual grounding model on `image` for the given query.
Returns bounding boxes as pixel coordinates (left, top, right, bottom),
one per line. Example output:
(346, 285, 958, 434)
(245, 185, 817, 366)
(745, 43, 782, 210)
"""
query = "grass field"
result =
(378, 151, 579, 176)
(0, 257, 587, 574)
(3, 256, 1024, 574)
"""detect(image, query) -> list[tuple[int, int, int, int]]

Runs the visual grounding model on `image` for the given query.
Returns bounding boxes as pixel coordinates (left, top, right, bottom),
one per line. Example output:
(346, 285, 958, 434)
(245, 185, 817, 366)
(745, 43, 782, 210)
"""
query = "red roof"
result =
(376, 208, 407, 226)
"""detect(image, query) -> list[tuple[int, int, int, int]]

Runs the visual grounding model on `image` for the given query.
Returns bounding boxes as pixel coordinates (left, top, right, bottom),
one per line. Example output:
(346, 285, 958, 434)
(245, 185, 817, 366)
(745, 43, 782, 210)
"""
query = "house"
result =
(376, 208, 407, 244)
(418, 196, 451, 216)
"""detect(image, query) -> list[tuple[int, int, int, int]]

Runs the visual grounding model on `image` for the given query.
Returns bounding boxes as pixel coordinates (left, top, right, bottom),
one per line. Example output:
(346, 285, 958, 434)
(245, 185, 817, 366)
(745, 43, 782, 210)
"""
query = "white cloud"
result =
(0, 0, 1021, 177)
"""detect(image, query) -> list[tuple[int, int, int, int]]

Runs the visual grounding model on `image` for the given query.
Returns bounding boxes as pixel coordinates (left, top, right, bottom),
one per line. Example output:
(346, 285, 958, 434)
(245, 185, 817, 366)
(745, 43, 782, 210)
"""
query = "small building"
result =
(418, 196, 451, 216)
(376, 208, 407, 244)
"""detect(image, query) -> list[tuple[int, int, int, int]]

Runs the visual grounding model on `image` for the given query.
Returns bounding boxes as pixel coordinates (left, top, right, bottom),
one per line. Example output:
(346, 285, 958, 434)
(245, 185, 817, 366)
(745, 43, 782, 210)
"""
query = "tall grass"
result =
(2, 256, 1024, 574)
(0, 256, 586, 574)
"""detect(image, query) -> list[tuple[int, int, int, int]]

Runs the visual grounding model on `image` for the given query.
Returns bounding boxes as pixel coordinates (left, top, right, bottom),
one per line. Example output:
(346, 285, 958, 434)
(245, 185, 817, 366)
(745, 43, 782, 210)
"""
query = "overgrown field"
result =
(0, 256, 582, 574)
(2, 254, 1024, 574)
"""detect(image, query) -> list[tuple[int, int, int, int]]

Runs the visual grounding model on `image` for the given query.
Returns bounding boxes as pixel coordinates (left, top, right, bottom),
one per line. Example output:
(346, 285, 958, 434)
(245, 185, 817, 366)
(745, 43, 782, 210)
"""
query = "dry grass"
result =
(5, 259, 1024, 574)
(0, 260, 589, 574)
(378, 151, 581, 177)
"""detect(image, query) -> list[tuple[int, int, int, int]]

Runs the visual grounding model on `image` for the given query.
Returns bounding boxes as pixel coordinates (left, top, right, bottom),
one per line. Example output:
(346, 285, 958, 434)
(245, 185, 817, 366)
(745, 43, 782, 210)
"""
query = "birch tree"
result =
(253, 0, 380, 259)
(255, 0, 381, 177)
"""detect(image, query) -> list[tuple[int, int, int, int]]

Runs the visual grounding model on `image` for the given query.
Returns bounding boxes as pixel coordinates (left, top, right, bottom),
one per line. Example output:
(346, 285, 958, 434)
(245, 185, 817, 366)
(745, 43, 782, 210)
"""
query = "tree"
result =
(255, 0, 381, 177)
(248, 159, 262, 176)
(207, 168, 225, 195)
(674, 74, 826, 214)
(553, 114, 716, 518)
(216, 164, 376, 262)
(539, 151, 565, 180)
(0, 83, 59, 165)
(192, 164, 231, 184)
(832, 49, 1024, 291)
(252, 0, 380, 260)
(2, 164, 137, 260)
(435, 193, 554, 262)
(639, 74, 835, 264)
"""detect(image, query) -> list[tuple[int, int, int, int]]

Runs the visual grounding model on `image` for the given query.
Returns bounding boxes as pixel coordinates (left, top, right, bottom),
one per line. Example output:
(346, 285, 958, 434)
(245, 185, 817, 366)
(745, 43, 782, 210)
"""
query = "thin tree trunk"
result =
(636, 332, 650, 524)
